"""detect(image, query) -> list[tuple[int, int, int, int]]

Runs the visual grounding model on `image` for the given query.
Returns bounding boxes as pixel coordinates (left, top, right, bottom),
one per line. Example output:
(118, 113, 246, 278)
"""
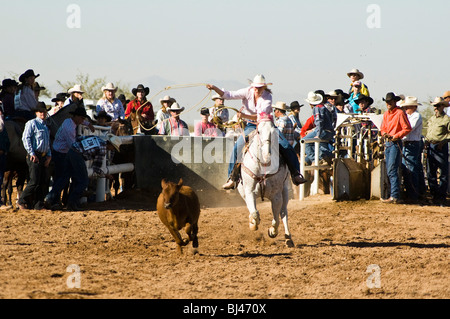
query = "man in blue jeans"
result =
(45, 134, 121, 210)
(380, 92, 412, 204)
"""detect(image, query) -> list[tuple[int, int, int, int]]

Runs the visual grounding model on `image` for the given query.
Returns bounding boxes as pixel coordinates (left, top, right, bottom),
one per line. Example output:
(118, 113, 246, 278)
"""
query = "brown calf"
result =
(156, 178, 200, 254)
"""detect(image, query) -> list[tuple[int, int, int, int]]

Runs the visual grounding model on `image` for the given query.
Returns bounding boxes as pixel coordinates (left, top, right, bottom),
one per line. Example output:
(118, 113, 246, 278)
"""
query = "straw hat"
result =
(430, 96, 447, 107)
(326, 90, 339, 98)
(272, 101, 288, 111)
(101, 82, 118, 92)
(305, 91, 323, 105)
(249, 74, 272, 88)
(212, 94, 224, 101)
(168, 102, 185, 112)
(401, 96, 421, 107)
(159, 95, 176, 105)
(105, 134, 122, 152)
(347, 68, 364, 79)
(68, 84, 85, 94)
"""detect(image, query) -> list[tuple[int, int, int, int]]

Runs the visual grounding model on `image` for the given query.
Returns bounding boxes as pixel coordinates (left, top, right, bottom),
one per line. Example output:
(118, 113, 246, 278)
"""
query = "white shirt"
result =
(403, 110, 422, 142)
(222, 86, 272, 120)
(96, 98, 124, 121)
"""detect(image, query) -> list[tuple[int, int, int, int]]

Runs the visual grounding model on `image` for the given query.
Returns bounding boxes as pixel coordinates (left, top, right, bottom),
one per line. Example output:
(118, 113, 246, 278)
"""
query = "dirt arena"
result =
(0, 188, 448, 300)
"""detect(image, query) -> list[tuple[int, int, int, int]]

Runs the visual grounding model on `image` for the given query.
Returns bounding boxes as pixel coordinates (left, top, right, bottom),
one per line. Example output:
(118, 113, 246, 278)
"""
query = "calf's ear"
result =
(178, 178, 183, 186)
(161, 178, 168, 188)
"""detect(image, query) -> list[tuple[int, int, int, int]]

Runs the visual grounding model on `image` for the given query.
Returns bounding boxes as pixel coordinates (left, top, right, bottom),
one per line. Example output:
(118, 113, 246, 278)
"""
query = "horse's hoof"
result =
(248, 213, 260, 231)
(268, 227, 278, 238)
(285, 235, 294, 248)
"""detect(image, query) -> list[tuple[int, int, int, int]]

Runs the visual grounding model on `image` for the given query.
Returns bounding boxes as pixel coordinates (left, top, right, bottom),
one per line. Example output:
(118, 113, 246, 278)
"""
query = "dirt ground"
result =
(0, 188, 448, 300)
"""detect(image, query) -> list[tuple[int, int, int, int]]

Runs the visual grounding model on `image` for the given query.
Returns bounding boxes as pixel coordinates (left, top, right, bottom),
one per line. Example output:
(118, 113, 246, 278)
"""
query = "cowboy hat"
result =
(132, 84, 150, 96)
(401, 96, 421, 107)
(272, 101, 288, 111)
(34, 102, 50, 112)
(0, 79, 18, 89)
(325, 90, 339, 98)
(160, 95, 176, 105)
(19, 69, 40, 82)
(305, 91, 323, 105)
(383, 92, 401, 102)
(354, 94, 374, 106)
(168, 102, 185, 112)
(347, 68, 364, 79)
(51, 92, 69, 103)
(290, 101, 303, 109)
(212, 93, 224, 101)
(431, 96, 447, 107)
(105, 134, 122, 152)
(68, 84, 85, 94)
(101, 82, 118, 92)
(69, 106, 89, 118)
(94, 110, 112, 121)
(33, 82, 45, 91)
(200, 107, 210, 116)
(249, 74, 272, 88)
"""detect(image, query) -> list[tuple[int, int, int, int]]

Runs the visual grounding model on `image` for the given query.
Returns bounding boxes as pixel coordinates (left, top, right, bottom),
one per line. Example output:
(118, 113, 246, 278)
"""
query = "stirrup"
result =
(222, 179, 235, 190)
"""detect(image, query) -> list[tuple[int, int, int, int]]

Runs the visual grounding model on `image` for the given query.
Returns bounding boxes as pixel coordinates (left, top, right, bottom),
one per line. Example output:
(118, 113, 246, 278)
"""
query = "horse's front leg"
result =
(268, 193, 282, 238)
(243, 179, 260, 231)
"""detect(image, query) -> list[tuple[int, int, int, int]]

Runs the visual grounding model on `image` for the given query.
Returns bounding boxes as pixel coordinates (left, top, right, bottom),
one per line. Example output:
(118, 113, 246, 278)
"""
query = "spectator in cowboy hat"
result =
(96, 82, 125, 121)
(288, 101, 303, 154)
(64, 84, 85, 107)
(347, 68, 370, 97)
(158, 102, 189, 136)
(45, 134, 120, 211)
(125, 84, 154, 129)
(156, 95, 176, 130)
(194, 107, 220, 137)
(400, 96, 425, 202)
(0, 79, 19, 118)
(425, 96, 450, 206)
(33, 82, 46, 101)
(49, 93, 69, 115)
(380, 92, 412, 204)
(273, 101, 295, 146)
(353, 94, 375, 114)
(18, 102, 52, 210)
(208, 93, 229, 133)
(94, 110, 112, 126)
(14, 69, 39, 120)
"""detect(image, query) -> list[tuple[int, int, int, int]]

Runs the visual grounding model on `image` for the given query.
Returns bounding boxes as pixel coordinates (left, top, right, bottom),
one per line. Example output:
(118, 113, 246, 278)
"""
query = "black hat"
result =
(69, 106, 88, 118)
(383, 92, 401, 102)
(354, 94, 374, 106)
(33, 82, 46, 91)
(34, 102, 50, 112)
(131, 84, 150, 96)
(51, 92, 69, 103)
(200, 107, 210, 116)
(290, 101, 303, 109)
(0, 78, 19, 89)
(334, 89, 350, 100)
(94, 110, 112, 121)
(19, 69, 40, 83)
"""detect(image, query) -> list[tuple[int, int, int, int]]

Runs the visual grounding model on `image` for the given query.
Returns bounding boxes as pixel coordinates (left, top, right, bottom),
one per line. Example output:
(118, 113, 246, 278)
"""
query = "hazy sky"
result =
(1, 0, 448, 123)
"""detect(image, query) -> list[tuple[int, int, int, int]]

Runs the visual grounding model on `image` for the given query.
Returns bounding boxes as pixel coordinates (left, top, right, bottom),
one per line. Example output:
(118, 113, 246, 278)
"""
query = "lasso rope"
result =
(133, 83, 211, 132)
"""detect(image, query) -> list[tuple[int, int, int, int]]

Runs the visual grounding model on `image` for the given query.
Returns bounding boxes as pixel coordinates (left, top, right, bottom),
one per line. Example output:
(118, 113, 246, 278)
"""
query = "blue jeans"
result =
(303, 130, 333, 165)
(228, 122, 300, 178)
(427, 142, 449, 201)
(401, 141, 425, 198)
(385, 140, 403, 200)
(46, 149, 88, 206)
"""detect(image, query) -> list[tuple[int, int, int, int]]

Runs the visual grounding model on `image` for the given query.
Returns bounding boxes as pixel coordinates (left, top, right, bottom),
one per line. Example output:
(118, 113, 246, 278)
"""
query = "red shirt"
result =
(380, 107, 411, 140)
(300, 115, 315, 138)
(125, 99, 154, 121)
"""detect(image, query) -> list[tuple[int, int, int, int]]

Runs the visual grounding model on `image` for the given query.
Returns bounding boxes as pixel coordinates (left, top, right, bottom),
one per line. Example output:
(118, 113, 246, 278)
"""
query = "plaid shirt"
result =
(275, 115, 295, 146)
(72, 135, 110, 177)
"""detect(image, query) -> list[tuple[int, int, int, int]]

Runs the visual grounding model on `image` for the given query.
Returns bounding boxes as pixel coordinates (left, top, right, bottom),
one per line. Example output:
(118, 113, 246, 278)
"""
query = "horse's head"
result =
(111, 118, 133, 136)
(257, 119, 275, 165)
(160, 178, 183, 209)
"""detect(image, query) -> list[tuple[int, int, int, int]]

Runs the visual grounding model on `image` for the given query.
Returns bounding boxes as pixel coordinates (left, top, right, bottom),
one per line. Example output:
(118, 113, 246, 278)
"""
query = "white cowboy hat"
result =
(401, 96, 421, 107)
(212, 93, 224, 101)
(101, 82, 118, 92)
(159, 95, 176, 105)
(68, 84, 85, 94)
(347, 68, 364, 79)
(272, 101, 288, 111)
(326, 90, 339, 98)
(249, 74, 272, 88)
(431, 96, 447, 107)
(305, 91, 323, 105)
(105, 133, 122, 152)
(168, 102, 185, 112)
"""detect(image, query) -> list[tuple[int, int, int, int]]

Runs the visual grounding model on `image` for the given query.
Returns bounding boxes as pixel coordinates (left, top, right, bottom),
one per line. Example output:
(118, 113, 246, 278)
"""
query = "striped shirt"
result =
(158, 117, 190, 136)
(72, 135, 109, 177)
(22, 117, 51, 157)
(275, 115, 295, 145)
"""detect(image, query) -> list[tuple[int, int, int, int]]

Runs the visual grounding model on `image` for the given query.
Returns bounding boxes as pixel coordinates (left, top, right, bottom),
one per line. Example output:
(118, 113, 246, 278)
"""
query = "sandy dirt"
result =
(0, 188, 448, 300)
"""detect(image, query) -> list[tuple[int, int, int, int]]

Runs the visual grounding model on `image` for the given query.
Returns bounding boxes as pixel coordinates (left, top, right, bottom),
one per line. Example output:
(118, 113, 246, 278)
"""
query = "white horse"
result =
(236, 119, 294, 247)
